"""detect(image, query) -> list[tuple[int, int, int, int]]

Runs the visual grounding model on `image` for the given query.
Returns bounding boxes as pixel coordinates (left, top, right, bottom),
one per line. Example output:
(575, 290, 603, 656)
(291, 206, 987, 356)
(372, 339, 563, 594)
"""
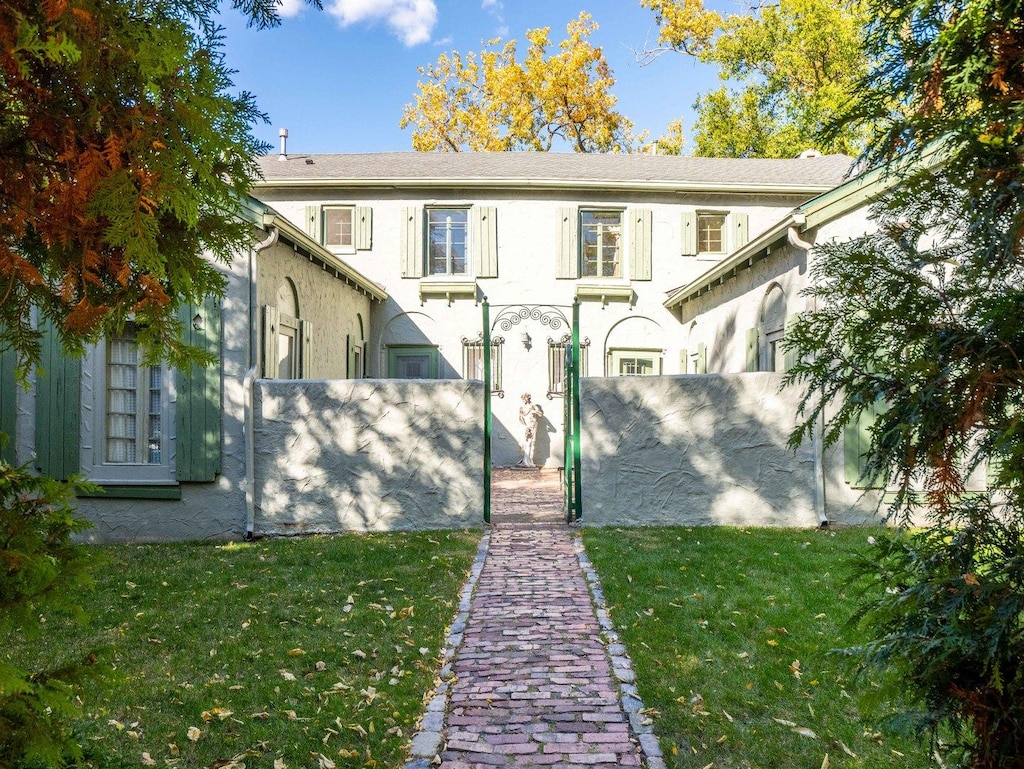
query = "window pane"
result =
(324, 207, 353, 247)
(698, 214, 726, 253)
(580, 211, 621, 278)
(278, 331, 295, 379)
(397, 354, 431, 379)
(428, 209, 468, 276)
(105, 330, 163, 465)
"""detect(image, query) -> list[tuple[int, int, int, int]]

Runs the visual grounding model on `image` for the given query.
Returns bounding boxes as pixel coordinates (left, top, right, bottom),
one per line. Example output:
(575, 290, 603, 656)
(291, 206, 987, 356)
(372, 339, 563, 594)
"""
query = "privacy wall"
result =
(580, 373, 823, 527)
(254, 379, 485, 534)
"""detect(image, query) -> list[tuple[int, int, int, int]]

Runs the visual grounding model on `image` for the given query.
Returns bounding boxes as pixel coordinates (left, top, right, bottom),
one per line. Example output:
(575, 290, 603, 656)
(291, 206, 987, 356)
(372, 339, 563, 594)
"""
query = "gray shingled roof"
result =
(254, 151, 855, 191)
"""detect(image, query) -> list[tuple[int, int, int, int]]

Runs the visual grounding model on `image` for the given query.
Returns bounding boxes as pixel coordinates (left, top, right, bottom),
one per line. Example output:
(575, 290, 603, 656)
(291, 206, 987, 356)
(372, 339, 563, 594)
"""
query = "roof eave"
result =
(251, 177, 839, 196)
(261, 213, 388, 302)
(663, 215, 798, 310)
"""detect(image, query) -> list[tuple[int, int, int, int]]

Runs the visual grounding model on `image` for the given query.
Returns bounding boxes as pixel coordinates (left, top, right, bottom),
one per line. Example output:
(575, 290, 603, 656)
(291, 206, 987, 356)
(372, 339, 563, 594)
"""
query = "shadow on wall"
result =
(253, 379, 485, 534)
(580, 373, 821, 527)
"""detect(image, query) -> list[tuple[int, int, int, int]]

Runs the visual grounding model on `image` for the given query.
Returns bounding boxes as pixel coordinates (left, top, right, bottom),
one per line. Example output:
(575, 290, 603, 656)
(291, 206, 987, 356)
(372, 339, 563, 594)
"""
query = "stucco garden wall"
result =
(580, 373, 824, 527)
(254, 378, 484, 534)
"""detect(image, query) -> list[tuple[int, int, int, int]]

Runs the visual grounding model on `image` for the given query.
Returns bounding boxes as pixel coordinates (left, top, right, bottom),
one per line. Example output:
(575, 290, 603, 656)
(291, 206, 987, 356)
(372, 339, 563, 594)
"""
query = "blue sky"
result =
(219, 1, 723, 154)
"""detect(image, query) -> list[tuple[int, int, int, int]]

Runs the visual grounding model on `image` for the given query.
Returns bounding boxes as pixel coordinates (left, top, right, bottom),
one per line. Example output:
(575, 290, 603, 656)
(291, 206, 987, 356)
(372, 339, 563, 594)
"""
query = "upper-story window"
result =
(303, 205, 372, 252)
(401, 206, 497, 285)
(323, 206, 354, 249)
(556, 207, 651, 284)
(681, 210, 749, 258)
(580, 210, 622, 278)
(697, 213, 726, 254)
(427, 208, 469, 276)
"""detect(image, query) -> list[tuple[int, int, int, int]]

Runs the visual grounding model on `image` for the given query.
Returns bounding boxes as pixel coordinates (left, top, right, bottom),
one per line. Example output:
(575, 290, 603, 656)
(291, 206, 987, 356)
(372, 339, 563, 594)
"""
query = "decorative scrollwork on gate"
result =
(491, 305, 570, 333)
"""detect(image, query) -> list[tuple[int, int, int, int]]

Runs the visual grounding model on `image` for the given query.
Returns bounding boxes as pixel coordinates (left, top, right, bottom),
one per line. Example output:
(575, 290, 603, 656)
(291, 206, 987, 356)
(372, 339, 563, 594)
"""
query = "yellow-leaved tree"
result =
(400, 12, 644, 152)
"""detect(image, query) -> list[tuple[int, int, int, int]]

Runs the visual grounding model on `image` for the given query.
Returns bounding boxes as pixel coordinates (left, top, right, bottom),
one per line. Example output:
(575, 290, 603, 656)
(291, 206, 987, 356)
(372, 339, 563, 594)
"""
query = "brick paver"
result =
(406, 469, 663, 769)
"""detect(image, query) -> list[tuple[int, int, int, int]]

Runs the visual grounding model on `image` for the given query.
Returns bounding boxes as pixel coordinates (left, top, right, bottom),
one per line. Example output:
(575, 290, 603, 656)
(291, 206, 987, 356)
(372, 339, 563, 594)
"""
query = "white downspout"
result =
(786, 214, 829, 525)
(245, 226, 279, 539)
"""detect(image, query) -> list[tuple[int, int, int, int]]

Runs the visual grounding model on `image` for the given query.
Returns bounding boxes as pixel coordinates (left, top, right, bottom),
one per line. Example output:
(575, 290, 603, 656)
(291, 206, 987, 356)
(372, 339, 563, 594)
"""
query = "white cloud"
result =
(326, 0, 438, 46)
(480, 0, 507, 38)
(275, 0, 305, 17)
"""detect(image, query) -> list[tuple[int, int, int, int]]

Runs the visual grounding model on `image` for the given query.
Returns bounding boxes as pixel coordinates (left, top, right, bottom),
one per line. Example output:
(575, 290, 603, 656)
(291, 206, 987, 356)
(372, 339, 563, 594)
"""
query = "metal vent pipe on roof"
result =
(278, 128, 288, 161)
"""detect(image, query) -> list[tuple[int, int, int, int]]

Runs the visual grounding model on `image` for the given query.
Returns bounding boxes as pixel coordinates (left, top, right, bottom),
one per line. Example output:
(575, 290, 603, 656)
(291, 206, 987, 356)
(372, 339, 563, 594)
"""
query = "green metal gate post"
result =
(571, 299, 582, 522)
(482, 299, 492, 524)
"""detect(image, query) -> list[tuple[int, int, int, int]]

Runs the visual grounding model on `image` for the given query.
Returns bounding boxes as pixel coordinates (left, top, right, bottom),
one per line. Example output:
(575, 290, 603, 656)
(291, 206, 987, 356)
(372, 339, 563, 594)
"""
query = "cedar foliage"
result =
(783, 0, 1024, 763)
(0, 0, 317, 373)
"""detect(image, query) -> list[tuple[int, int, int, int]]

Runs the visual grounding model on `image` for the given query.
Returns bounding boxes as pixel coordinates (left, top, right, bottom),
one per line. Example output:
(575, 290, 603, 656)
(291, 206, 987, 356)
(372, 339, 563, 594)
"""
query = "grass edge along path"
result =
(4, 530, 481, 769)
(583, 526, 942, 769)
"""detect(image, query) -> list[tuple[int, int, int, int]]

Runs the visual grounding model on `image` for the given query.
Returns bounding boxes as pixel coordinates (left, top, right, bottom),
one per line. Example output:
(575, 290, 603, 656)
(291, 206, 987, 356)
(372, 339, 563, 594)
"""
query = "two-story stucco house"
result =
(252, 150, 855, 469)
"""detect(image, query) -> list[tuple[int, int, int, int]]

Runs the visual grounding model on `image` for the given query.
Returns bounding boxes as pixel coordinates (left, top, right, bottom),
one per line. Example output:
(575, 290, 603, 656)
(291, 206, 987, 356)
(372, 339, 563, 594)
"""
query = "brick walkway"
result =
(406, 469, 664, 769)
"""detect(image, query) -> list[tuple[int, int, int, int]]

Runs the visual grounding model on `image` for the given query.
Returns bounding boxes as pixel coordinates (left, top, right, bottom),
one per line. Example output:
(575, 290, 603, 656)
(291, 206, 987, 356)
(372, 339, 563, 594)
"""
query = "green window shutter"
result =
(1, 343, 18, 464)
(745, 328, 759, 372)
(355, 206, 372, 250)
(696, 343, 707, 374)
(400, 207, 424, 278)
(728, 212, 749, 250)
(679, 349, 688, 374)
(629, 208, 653, 281)
(262, 305, 279, 378)
(34, 317, 81, 480)
(472, 206, 498, 278)
(555, 207, 579, 279)
(175, 295, 222, 482)
(681, 211, 697, 256)
(987, 456, 1004, 490)
(299, 320, 313, 378)
(844, 399, 884, 488)
(304, 205, 322, 243)
(346, 334, 353, 379)
(783, 313, 801, 371)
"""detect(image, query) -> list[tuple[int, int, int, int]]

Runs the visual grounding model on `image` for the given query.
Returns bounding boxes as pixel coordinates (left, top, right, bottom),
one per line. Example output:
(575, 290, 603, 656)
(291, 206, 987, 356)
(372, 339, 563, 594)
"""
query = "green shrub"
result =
(847, 495, 1024, 767)
(0, 462, 97, 767)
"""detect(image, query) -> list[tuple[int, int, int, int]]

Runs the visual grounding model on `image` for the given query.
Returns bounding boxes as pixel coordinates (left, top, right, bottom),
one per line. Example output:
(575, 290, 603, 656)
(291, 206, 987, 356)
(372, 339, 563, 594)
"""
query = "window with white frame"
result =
(323, 206, 354, 249)
(427, 208, 469, 276)
(697, 212, 727, 254)
(580, 210, 622, 278)
(609, 349, 662, 377)
(105, 329, 165, 465)
(82, 327, 174, 484)
(547, 335, 590, 397)
(462, 334, 504, 395)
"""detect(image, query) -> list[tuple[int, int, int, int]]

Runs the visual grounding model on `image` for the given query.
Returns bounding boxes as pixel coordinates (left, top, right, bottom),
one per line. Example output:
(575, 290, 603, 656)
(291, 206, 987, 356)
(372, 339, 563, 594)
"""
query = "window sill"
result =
(575, 281, 634, 307)
(78, 484, 182, 500)
(419, 279, 479, 305)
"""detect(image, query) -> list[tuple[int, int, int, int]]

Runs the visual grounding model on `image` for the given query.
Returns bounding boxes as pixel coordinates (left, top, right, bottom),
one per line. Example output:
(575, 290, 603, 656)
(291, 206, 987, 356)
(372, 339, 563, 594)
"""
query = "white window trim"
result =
(696, 210, 728, 260)
(579, 208, 625, 280)
(321, 205, 356, 255)
(80, 338, 176, 485)
(607, 348, 664, 377)
(426, 207, 471, 278)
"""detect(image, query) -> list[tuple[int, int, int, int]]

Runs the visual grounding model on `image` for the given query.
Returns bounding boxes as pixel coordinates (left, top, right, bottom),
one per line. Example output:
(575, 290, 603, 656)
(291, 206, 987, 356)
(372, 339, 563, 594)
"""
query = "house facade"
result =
(253, 151, 855, 469)
(0, 198, 387, 541)
(5, 150, 933, 540)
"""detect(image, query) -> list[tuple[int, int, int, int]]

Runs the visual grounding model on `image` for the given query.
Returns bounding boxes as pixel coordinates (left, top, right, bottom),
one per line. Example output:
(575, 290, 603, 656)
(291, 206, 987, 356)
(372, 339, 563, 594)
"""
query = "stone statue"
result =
(518, 392, 544, 467)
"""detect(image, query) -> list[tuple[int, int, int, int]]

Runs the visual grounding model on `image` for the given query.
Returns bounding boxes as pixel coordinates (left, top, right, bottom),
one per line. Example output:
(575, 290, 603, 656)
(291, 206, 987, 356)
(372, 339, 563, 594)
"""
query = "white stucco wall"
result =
(580, 373, 823, 527)
(253, 378, 485, 534)
(255, 186, 813, 468)
(258, 240, 373, 379)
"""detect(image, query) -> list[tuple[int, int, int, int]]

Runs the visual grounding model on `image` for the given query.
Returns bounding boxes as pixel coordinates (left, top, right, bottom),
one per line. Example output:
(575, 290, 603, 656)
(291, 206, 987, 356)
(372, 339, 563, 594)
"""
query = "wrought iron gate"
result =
(481, 300, 582, 524)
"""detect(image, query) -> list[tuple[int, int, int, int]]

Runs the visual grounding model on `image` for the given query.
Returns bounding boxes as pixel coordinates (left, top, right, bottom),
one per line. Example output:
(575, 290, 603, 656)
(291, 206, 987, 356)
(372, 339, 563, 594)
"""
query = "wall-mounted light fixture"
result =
(521, 331, 532, 351)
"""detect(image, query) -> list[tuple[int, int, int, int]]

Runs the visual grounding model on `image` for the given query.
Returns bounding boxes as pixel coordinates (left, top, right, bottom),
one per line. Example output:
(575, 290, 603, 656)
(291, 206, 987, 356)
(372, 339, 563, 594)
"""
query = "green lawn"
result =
(5, 531, 480, 769)
(583, 526, 942, 769)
